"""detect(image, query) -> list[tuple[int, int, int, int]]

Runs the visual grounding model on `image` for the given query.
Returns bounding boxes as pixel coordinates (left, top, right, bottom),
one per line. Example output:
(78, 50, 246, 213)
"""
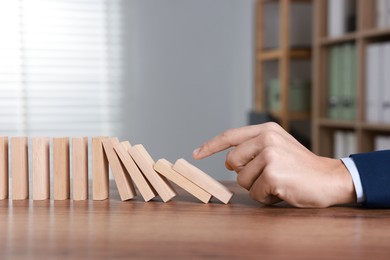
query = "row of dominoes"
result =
(0, 136, 233, 204)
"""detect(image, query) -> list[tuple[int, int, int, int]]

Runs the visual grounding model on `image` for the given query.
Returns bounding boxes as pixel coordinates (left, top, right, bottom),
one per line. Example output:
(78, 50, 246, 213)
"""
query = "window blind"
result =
(0, 0, 122, 137)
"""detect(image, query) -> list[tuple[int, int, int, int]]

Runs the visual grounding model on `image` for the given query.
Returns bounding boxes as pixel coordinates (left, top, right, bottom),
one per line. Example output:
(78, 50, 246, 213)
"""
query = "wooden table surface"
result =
(1, 181, 390, 259)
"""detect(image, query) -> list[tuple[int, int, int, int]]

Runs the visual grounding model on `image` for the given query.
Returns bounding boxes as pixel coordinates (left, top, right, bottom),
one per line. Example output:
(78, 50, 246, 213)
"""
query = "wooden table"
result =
(1, 181, 390, 259)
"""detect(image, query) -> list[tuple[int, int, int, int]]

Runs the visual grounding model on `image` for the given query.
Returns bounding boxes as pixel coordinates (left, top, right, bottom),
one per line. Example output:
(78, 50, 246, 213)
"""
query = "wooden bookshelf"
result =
(319, 32, 357, 45)
(312, 0, 390, 157)
(258, 48, 312, 61)
(254, 0, 313, 131)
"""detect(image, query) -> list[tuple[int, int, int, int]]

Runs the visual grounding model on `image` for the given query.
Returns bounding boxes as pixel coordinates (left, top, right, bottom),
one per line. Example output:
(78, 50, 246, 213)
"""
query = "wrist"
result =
(331, 159, 356, 205)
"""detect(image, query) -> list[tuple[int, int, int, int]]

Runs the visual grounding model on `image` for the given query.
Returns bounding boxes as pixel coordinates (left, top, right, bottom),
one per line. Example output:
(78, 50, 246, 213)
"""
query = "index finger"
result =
(193, 123, 274, 160)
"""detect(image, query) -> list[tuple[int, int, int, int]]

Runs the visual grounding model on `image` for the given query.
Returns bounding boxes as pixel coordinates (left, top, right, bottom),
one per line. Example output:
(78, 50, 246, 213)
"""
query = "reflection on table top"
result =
(0, 181, 390, 259)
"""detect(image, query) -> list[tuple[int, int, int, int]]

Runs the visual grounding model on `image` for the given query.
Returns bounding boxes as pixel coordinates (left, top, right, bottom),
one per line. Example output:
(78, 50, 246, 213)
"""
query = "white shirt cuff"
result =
(340, 157, 365, 204)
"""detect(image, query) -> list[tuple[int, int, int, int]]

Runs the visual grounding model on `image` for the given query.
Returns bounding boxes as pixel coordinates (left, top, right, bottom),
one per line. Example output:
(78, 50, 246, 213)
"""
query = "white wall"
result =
(120, 0, 255, 180)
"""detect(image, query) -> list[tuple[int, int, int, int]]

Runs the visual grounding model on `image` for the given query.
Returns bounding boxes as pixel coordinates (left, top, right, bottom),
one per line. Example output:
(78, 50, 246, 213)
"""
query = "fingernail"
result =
(192, 148, 200, 157)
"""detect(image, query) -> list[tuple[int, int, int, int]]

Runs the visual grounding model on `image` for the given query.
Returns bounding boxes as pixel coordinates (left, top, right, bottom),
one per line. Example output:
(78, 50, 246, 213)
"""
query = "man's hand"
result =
(192, 122, 356, 208)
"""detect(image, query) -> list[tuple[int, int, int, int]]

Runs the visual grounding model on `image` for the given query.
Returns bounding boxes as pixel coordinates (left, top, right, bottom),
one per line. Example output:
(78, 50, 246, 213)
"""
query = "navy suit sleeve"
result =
(350, 150, 390, 208)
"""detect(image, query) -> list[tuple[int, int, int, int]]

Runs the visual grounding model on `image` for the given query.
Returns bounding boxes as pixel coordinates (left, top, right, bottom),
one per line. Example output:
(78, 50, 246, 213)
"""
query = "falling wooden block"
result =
(173, 159, 233, 204)
(0, 136, 8, 200)
(72, 137, 88, 200)
(92, 136, 109, 200)
(128, 145, 176, 202)
(102, 138, 136, 201)
(53, 137, 70, 200)
(32, 137, 50, 200)
(114, 141, 156, 202)
(11, 137, 29, 200)
(154, 159, 211, 203)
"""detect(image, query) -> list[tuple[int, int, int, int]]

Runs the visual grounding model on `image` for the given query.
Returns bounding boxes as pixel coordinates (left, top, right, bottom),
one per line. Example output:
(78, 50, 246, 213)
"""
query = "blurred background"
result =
(0, 0, 255, 180)
(1, 0, 388, 180)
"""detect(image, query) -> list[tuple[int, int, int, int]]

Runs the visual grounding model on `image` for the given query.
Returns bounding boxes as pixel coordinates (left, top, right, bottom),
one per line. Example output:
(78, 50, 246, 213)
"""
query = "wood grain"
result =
(92, 137, 109, 200)
(0, 136, 8, 200)
(0, 181, 390, 259)
(154, 159, 211, 203)
(11, 137, 29, 200)
(32, 137, 50, 200)
(128, 145, 176, 202)
(102, 138, 136, 201)
(53, 137, 70, 200)
(114, 141, 156, 202)
(72, 137, 88, 200)
(173, 159, 233, 204)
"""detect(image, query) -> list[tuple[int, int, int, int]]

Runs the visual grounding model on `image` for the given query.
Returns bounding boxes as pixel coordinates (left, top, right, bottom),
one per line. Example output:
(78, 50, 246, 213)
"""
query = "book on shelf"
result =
(375, 135, 390, 151)
(328, 43, 357, 121)
(376, 0, 390, 28)
(345, 44, 356, 120)
(333, 130, 357, 158)
(267, 79, 311, 113)
(327, 0, 356, 38)
(365, 42, 390, 124)
(328, 46, 341, 119)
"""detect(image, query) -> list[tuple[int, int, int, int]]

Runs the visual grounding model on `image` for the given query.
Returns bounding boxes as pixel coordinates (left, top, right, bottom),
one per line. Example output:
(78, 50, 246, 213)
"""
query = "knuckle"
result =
(262, 168, 278, 184)
(236, 173, 245, 187)
(225, 149, 242, 170)
(264, 122, 281, 132)
(262, 131, 281, 146)
(237, 174, 251, 190)
(225, 150, 236, 167)
(221, 129, 235, 144)
(201, 141, 211, 153)
(262, 147, 278, 164)
(225, 149, 234, 161)
(249, 187, 267, 204)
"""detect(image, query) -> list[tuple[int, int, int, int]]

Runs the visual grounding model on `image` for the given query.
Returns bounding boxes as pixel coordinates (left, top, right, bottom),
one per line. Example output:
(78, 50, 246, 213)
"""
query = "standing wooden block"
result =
(154, 159, 211, 203)
(0, 137, 8, 200)
(72, 137, 88, 200)
(53, 137, 70, 200)
(11, 137, 29, 200)
(172, 159, 233, 204)
(32, 137, 50, 200)
(128, 145, 176, 202)
(92, 136, 109, 200)
(102, 138, 136, 201)
(114, 141, 156, 202)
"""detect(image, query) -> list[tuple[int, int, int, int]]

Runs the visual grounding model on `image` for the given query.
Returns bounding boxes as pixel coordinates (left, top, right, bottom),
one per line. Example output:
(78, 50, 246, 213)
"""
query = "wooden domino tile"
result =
(72, 137, 88, 200)
(102, 138, 136, 201)
(154, 159, 211, 203)
(0, 136, 8, 200)
(1, 134, 234, 205)
(114, 141, 156, 202)
(172, 159, 233, 204)
(53, 137, 70, 200)
(32, 137, 50, 200)
(11, 137, 29, 200)
(128, 145, 176, 202)
(92, 137, 109, 200)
